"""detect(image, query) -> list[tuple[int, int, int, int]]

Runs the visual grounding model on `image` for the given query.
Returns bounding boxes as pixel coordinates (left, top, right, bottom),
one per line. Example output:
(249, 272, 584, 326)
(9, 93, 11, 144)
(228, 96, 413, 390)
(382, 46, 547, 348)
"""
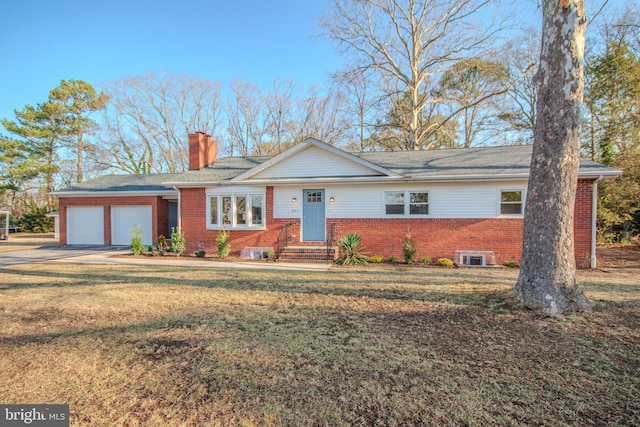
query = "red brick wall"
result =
(59, 196, 168, 245)
(574, 179, 595, 267)
(180, 186, 286, 254)
(179, 180, 596, 266)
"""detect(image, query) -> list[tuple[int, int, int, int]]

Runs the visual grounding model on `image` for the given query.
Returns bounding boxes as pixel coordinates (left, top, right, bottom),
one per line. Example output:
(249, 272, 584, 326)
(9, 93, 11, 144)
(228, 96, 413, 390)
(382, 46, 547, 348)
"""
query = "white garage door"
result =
(111, 206, 152, 246)
(67, 206, 104, 245)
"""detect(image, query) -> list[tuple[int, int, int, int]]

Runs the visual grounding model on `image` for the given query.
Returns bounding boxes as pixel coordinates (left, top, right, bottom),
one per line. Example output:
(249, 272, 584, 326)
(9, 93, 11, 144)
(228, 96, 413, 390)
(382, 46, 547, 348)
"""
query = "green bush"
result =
(216, 228, 231, 259)
(170, 227, 186, 255)
(130, 226, 145, 255)
(421, 257, 431, 264)
(337, 233, 368, 265)
(402, 232, 416, 264)
(369, 255, 384, 263)
(389, 255, 398, 263)
(17, 203, 54, 233)
(505, 260, 519, 268)
(194, 250, 206, 258)
(437, 258, 454, 267)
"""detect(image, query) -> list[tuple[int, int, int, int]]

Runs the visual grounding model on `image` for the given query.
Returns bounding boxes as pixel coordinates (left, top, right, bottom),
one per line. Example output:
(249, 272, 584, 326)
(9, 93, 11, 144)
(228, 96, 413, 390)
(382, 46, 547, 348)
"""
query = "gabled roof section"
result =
(230, 138, 401, 182)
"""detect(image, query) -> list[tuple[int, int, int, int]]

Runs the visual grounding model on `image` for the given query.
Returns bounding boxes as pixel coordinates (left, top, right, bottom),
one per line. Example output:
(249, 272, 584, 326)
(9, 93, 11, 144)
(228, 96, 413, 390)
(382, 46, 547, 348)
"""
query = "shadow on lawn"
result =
(0, 265, 523, 307)
(2, 265, 639, 307)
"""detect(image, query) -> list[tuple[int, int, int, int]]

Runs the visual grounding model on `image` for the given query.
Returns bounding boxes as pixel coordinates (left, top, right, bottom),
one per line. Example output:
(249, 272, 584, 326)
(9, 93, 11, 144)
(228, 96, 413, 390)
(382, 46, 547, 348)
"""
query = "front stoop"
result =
(279, 246, 337, 263)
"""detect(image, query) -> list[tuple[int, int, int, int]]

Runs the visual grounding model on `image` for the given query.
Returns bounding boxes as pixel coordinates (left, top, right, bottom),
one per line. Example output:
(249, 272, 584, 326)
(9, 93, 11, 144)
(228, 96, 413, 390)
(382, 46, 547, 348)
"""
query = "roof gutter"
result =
(162, 170, 620, 188)
(50, 190, 179, 198)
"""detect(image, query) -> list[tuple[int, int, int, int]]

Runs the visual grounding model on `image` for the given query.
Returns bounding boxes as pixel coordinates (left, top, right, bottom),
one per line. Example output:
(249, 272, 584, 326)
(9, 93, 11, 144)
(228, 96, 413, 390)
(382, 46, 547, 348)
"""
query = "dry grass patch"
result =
(0, 263, 639, 426)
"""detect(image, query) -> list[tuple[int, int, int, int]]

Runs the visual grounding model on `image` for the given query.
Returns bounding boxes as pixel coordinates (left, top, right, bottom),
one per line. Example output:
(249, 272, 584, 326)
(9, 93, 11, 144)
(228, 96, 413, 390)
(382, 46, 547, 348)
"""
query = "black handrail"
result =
(276, 222, 291, 259)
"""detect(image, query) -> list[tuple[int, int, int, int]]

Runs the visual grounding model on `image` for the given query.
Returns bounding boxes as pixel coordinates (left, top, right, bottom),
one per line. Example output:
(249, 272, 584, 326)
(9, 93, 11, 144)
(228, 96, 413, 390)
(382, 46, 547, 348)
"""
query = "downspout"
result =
(174, 187, 181, 232)
(591, 176, 603, 269)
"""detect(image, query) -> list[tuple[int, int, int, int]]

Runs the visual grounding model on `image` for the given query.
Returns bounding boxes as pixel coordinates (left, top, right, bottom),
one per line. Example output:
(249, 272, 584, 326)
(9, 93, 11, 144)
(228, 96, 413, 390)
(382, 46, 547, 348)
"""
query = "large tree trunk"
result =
(514, 0, 591, 316)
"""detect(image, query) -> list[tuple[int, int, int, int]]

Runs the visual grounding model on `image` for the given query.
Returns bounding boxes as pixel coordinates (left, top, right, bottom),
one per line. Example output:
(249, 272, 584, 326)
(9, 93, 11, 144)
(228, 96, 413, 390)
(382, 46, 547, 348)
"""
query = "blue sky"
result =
(0, 0, 341, 122)
(0, 0, 624, 127)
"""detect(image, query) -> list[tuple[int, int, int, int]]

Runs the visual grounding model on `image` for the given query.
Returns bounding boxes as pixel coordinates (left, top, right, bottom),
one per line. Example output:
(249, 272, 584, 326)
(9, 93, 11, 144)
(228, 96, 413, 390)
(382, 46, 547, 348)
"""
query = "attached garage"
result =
(111, 206, 153, 246)
(67, 206, 104, 245)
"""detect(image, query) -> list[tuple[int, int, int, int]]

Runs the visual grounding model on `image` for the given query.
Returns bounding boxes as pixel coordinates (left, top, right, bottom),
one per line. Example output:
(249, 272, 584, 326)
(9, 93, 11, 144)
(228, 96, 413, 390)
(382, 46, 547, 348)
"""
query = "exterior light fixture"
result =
(329, 197, 335, 204)
(292, 197, 297, 204)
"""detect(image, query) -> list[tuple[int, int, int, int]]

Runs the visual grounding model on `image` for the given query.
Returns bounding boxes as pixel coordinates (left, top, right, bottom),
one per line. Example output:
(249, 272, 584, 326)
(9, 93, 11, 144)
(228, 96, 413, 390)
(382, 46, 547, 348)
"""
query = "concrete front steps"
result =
(279, 246, 337, 263)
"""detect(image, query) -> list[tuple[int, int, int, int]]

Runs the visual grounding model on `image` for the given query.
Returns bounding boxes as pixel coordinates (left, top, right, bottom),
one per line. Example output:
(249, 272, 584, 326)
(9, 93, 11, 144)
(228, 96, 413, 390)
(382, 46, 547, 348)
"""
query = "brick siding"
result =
(179, 180, 596, 266)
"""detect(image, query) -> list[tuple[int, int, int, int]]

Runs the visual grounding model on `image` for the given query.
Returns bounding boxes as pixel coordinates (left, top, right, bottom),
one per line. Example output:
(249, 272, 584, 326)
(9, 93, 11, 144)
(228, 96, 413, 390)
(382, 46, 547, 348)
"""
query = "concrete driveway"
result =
(0, 246, 330, 271)
(0, 246, 127, 267)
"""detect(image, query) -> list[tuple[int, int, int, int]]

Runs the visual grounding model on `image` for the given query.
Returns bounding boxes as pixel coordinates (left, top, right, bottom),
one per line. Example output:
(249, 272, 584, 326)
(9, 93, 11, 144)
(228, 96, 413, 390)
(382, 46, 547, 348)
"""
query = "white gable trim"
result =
(230, 138, 401, 182)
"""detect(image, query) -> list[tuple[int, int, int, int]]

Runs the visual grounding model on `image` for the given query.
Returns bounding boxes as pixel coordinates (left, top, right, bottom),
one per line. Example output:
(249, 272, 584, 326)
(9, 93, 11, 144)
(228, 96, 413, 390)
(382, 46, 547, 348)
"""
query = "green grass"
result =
(1, 263, 639, 426)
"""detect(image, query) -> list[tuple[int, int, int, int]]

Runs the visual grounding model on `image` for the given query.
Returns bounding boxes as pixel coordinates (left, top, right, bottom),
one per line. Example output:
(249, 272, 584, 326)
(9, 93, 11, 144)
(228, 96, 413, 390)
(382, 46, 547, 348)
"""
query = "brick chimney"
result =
(188, 132, 217, 170)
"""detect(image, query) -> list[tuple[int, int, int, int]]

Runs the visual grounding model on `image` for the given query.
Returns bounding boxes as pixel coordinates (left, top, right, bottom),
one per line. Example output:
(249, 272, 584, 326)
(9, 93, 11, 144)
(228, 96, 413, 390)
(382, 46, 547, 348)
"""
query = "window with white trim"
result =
(385, 191, 430, 216)
(208, 193, 265, 228)
(500, 190, 523, 215)
(385, 192, 405, 215)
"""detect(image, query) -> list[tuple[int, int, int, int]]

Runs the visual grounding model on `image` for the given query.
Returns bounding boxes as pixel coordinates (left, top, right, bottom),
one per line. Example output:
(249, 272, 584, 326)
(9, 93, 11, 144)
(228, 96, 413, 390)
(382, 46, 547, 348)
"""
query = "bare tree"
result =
(226, 79, 272, 156)
(265, 78, 297, 153)
(321, 0, 500, 150)
(333, 68, 382, 151)
(497, 28, 539, 144)
(514, 0, 591, 315)
(292, 87, 351, 146)
(98, 71, 222, 173)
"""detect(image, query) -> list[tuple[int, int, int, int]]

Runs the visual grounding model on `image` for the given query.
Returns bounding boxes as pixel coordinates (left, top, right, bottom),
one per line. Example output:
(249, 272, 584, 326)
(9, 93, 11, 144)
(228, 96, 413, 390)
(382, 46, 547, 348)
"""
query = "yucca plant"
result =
(337, 233, 368, 265)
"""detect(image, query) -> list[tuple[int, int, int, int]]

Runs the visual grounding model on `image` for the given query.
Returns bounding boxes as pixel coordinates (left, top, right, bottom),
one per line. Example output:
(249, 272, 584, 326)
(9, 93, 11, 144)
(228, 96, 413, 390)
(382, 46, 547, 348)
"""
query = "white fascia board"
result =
(50, 190, 178, 198)
(160, 169, 620, 188)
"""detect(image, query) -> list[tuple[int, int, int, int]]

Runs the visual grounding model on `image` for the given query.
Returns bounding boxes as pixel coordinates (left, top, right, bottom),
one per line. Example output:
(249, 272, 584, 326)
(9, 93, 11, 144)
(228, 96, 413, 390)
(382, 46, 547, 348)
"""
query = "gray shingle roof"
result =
(54, 144, 621, 194)
(54, 173, 182, 193)
(355, 145, 616, 179)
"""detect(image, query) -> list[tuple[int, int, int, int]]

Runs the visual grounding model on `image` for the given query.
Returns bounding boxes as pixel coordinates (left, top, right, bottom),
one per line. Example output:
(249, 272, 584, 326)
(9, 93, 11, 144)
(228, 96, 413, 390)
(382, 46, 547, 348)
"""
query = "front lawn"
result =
(1, 263, 639, 426)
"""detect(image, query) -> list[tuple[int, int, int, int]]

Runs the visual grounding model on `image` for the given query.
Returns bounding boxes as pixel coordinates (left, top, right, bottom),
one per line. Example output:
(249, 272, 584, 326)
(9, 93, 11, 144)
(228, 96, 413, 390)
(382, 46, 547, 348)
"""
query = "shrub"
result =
(389, 255, 398, 263)
(265, 250, 277, 261)
(156, 235, 167, 252)
(505, 260, 519, 268)
(421, 257, 431, 264)
(170, 227, 186, 255)
(216, 228, 231, 259)
(130, 226, 145, 255)
(194, 250, 206, 258)
(437, 258, 454, 267)
(337, 233, 368, 265)
(369, 255, 384, 264)
(17, 203, 54, 233)
(402, 232, 416, 264)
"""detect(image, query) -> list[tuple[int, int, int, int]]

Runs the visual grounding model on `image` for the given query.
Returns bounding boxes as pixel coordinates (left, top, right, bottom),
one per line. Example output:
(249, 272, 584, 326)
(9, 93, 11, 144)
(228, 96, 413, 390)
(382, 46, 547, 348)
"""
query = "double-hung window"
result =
(500, 190, 524, 215)
(208, 193, 265, 228)
(385, 191, 430, 216)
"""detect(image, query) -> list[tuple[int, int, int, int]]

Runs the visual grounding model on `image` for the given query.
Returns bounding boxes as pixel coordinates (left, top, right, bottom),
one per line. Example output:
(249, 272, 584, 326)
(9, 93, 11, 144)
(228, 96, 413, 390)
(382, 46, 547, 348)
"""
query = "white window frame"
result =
(462, 254, 486, 266)
(499, 189, 525, 217)
(384, 191, 430, 217)
(206, 192, 266, 230)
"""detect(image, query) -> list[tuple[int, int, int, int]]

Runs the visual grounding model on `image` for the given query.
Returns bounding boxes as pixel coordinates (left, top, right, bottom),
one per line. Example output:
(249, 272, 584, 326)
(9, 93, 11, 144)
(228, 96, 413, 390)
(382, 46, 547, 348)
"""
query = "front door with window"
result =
(302, 189, 325, 241)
